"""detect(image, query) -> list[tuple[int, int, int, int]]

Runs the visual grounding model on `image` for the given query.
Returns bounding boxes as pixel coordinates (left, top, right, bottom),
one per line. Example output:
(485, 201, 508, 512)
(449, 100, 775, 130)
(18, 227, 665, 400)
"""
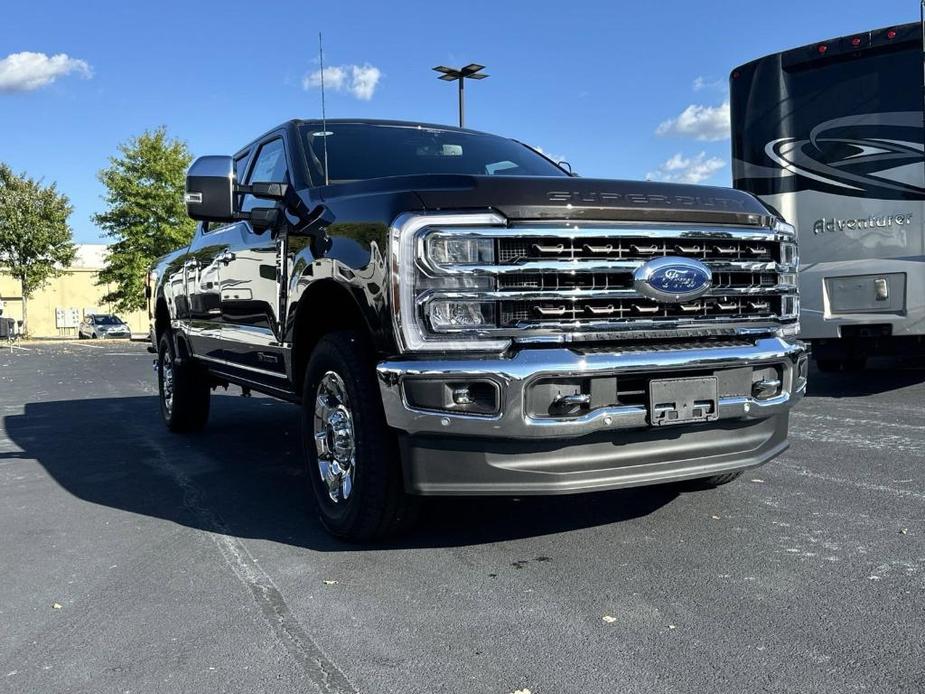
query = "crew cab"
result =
(149, 119, 807, 540)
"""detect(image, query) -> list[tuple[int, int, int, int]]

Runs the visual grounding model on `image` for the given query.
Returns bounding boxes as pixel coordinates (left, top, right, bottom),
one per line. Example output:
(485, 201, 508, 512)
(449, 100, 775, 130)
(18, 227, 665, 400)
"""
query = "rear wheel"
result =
(301, 330, 417, 541)
(157, 333, 210, 432)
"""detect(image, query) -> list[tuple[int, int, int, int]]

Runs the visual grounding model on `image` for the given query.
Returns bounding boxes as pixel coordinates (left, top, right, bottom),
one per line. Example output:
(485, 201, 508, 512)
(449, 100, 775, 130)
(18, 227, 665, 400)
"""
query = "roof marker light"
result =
(886, 29, 897, 40)
(817, 43, 828, 54)
(850, 36, 862, 47)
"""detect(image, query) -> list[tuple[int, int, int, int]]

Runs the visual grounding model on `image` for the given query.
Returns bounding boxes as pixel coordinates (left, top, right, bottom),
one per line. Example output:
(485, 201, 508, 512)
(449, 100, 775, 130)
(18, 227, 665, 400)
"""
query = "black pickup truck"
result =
(149, 119, 807, 540)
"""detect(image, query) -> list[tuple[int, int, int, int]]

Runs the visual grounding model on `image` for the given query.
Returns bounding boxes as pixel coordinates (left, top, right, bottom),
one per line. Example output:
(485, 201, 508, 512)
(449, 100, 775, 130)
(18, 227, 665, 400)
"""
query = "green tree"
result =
(94, 127, 195, 312)
(0, 163, 77, 334)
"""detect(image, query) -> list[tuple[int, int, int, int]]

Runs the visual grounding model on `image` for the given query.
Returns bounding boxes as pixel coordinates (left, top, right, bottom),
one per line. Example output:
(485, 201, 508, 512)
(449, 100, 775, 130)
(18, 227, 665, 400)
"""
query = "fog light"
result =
(428, 301, 495, 331)
(403, 379, 500, 415)
(452, 386, 472, 405)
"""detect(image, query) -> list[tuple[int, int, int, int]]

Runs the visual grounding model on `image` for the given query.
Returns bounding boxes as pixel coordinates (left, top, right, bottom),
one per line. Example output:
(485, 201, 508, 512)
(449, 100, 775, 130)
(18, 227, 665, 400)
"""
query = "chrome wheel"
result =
(161, 349, 175, 416)
(313, 371, 356, 503)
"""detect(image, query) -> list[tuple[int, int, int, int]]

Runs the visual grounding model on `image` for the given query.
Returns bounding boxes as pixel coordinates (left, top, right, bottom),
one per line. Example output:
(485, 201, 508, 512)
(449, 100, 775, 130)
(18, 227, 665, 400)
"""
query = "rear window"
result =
(299, 123, 567, 184)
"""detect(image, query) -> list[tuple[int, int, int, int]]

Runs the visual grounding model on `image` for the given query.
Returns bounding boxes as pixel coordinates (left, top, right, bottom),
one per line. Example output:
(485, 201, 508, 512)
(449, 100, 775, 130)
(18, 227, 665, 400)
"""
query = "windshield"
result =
(93, 315, 123, 325)
(299, 123, 568, 184)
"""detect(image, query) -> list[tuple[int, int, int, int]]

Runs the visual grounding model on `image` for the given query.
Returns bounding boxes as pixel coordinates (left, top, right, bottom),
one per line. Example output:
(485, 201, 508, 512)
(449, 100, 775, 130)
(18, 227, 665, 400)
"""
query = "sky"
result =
(0, 0, 917, 243)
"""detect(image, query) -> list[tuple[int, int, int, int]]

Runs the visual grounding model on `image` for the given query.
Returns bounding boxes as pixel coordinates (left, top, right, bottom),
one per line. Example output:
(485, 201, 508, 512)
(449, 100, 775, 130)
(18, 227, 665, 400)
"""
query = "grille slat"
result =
(499, 296, 782, 328)
(498, 236, 775, 263)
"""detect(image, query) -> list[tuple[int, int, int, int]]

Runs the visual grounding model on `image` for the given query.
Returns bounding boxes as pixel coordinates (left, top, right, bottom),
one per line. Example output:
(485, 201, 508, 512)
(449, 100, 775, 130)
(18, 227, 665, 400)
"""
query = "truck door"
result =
(219, 136, 289, 379)
(183, 224, 234, 361)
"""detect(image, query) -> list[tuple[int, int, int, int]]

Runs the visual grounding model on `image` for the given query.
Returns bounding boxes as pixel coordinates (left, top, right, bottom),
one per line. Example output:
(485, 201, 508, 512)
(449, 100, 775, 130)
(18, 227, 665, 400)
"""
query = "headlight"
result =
(427, 301, 495, 331)
(427, 236, 494, 266)
(392, 212, 509, 353)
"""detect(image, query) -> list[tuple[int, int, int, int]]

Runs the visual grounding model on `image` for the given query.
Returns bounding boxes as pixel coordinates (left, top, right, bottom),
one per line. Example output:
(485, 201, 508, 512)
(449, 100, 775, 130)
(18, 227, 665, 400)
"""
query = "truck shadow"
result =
(806, 358, 925, 398)
(1, 395, 679, 552)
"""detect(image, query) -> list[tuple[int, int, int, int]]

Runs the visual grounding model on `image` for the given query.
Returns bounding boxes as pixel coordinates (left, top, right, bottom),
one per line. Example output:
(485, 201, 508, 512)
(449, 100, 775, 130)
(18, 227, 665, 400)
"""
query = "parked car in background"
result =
(78, 314, 131, 339)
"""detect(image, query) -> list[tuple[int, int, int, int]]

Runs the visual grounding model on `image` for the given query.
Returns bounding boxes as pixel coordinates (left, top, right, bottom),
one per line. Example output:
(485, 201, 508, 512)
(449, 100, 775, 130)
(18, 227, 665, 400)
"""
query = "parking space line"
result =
(778, 462, 925, 501)
(139, 427, 356, 693)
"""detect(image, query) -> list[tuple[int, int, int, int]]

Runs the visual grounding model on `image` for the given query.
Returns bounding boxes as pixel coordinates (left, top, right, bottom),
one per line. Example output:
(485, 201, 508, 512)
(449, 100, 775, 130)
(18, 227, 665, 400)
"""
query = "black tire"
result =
(301, 330, 418, 541)
(679, 470, 744, 490)
(157, 333, 210, 433)
(701, 471, 744, 486)
(78, 331, 86, 340)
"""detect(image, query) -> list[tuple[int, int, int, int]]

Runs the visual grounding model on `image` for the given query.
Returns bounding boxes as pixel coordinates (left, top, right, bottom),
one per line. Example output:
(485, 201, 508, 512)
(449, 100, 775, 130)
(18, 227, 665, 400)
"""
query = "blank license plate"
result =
(649, 377, 718, 427)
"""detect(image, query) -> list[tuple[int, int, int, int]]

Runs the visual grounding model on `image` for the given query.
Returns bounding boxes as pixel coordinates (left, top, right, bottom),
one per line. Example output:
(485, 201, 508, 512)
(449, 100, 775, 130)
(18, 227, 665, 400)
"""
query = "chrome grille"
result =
(413, 221, 799, 343)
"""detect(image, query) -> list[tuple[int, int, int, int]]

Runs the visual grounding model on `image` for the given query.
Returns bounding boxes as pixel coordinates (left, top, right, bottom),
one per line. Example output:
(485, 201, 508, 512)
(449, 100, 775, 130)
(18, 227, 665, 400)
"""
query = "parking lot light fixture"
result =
(432, 63, 489, 127)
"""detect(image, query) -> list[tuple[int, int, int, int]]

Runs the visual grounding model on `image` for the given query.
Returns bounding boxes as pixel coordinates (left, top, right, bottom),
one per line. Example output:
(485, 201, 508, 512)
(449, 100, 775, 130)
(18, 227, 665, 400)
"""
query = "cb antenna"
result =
(319, 32, 330, 185)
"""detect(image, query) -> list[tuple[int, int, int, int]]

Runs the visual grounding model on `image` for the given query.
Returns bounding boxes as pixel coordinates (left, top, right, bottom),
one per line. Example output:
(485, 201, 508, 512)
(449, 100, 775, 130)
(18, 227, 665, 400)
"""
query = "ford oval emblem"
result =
(633, 256, 712, 303)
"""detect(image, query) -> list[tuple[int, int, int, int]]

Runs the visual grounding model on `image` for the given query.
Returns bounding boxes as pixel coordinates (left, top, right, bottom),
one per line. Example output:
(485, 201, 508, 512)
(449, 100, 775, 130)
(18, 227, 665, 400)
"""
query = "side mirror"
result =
(185, 156, 235, 222)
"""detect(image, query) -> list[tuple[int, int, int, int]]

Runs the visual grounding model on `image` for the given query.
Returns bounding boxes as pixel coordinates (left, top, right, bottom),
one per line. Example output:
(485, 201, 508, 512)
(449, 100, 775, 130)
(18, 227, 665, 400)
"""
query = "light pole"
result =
(432, 64, 489, 128)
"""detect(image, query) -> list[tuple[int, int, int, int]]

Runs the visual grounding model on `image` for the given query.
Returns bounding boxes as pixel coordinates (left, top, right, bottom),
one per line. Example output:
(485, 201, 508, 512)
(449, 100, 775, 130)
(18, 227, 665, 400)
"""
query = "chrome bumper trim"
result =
(377, 336, 807, 439)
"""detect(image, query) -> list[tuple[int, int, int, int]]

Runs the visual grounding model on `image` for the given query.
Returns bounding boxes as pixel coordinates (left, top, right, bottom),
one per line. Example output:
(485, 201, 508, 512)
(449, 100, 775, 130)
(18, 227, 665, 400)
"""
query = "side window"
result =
(234, 152, 250, 182)
(241, 139, 288, 213)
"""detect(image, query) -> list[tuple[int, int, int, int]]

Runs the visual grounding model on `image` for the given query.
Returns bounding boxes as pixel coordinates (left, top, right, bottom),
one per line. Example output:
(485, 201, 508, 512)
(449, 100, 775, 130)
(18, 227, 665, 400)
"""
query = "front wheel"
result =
(157, 333, 210, 432)
(301, 330, 417, 541)
(679, 470, 744, 491)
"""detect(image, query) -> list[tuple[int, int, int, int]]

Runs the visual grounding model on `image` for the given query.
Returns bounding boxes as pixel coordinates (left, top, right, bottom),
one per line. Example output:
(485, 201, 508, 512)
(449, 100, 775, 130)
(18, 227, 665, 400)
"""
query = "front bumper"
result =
(377, 336, 807, 495)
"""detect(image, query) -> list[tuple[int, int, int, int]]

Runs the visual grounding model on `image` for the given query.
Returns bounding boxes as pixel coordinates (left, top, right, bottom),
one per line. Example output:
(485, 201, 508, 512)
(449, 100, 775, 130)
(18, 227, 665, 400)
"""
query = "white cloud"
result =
(302, 63, 381, 100)
(656, 100, 730, 141)
(0, 51, 92, 92)
(692, 76, 726, 92)
(646, 151, 726, 185)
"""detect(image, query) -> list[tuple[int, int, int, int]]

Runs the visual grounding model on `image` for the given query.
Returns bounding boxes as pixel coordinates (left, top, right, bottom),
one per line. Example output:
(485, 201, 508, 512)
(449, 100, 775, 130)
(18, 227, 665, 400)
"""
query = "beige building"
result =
(0, 244, 148, 338)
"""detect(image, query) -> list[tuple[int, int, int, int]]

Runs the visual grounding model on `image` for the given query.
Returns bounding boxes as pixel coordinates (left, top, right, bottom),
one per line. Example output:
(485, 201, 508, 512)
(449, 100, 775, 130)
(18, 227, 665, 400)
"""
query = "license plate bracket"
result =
(649, 376, 718, 427)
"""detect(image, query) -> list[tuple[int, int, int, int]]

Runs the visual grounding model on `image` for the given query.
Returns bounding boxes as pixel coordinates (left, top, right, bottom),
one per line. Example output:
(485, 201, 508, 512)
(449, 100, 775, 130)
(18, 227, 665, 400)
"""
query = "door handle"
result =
(183, 259, 200, 270)
(218, 250, 236, 264)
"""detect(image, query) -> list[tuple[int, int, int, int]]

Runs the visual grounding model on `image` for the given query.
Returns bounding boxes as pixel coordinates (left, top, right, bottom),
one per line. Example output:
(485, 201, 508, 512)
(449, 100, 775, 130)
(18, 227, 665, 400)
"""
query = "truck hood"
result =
(317, 174, 774, 226)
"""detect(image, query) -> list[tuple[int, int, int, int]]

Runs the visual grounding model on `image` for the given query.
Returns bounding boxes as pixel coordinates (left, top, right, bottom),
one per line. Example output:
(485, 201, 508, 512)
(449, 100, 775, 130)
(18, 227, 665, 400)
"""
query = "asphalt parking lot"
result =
(0, 340, 922, 694)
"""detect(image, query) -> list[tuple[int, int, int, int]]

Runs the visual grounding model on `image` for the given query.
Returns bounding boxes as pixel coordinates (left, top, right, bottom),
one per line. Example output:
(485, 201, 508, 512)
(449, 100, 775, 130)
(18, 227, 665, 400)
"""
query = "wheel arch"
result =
(290, 279, 377, 396)
(154, 295, 193, 360)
